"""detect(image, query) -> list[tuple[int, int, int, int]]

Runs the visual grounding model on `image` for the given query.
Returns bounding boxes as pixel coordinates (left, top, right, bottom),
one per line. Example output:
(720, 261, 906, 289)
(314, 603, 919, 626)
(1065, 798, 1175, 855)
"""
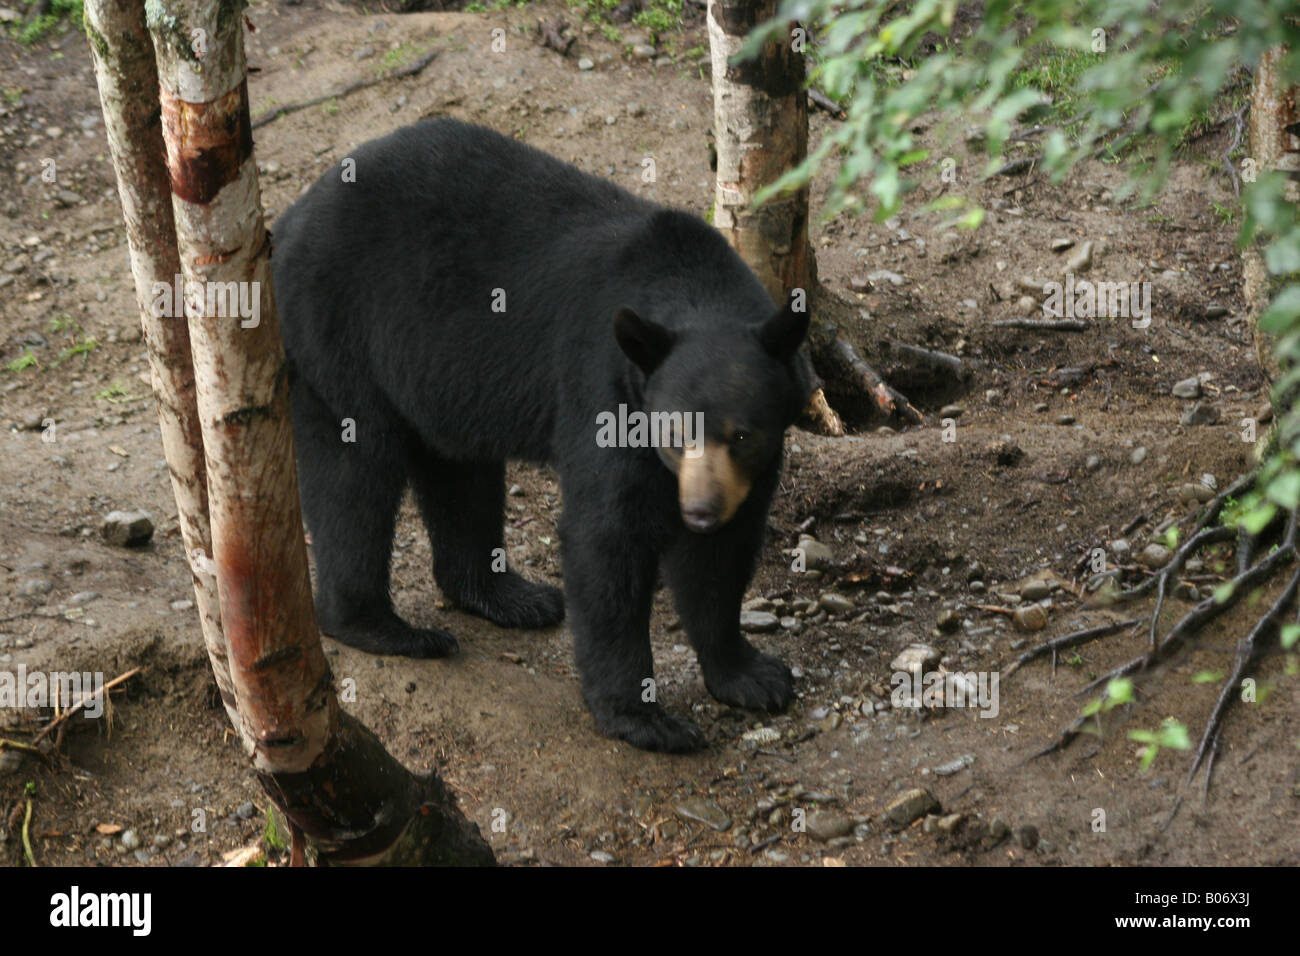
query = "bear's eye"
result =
(732, 430, 748, 446)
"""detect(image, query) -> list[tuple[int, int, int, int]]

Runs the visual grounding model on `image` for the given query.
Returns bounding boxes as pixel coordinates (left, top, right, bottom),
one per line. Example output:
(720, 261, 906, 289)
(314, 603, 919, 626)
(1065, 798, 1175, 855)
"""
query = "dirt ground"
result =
(1, 1, 1296, 868)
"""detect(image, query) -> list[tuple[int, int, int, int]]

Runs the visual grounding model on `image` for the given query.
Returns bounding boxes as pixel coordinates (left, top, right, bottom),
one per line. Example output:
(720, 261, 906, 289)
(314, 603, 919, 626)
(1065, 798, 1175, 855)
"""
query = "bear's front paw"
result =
(705, 651, 793, 713)
(590, 701, 707, 753)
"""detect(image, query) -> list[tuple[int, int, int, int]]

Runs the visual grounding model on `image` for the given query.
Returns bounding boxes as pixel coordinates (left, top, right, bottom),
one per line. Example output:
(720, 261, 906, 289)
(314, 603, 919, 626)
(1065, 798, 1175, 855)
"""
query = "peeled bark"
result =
(83, 0, 240, 735)
(708, 0, 814, 299)
(1245, 47, 1300, 392)
(707, 0, 924, 430)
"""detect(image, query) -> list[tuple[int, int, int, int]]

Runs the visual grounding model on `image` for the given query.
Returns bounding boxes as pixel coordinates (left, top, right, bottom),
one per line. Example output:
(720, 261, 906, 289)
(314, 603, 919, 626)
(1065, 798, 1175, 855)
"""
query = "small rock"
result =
(1050, 237, 1074, 253)
(1111, 539, 1131, 560)
(1085, 455, 1102, 472)
(866, 269, 904, 286)
(1140, 544, 1171, 569)
(1171, 376, 1202, 399)
(988, 818, 1011, 845)
(1016, 824, 1039, 850)
(890, 643, 939, 676)
(577, 57, 595, 71)
(742, 596, 774, 613)
(1013, 604, 1048, 631)
(508, 484, 524, 496)
(1180, 401, 1219, 426)
(121, 829, 141, 850)
(675, 797, 732, 832)
(940, 404, 965, 419)
(55, 190, 82, 208)
(101, 510, 154, 547)
(1019, 580, 1052, 601)
(236, 801, 256, 820)
(796, 535, 833, 570)
(937, 813, 964, 833)
(69, 591, 99, 606)
(806, 810, 854, 842)
(885, 788, 940, 827)
(818, 592, 854, 614)
(1017, 295, 1036, 313)
(936, 609, 960, 633)
(590, 850, 617, 864)
(1056, 414, 1075, 426)
(1130, 446, 1148, 465)
(740, 610, 780, 633)
(1065, 240, 1095, 273)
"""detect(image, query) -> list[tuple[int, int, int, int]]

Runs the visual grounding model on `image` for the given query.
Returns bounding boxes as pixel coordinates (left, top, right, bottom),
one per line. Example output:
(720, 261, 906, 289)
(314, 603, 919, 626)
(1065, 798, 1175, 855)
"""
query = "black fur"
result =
(273, 119, 811, 752)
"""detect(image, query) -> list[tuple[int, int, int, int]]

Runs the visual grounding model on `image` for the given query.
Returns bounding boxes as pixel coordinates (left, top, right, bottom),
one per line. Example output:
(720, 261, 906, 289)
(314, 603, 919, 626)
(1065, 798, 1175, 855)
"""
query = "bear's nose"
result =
(682, 507, 721, 533)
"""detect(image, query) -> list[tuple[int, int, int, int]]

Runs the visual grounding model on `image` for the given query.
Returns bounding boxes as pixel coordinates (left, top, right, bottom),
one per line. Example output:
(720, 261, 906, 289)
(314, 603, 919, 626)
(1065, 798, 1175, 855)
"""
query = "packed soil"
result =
(1, 2, 1295, 867)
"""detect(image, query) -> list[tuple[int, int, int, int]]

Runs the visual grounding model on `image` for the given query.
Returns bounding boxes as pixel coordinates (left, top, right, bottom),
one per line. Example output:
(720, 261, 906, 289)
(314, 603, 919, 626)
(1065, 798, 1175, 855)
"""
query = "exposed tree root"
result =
(1013, 481, 1298, 788)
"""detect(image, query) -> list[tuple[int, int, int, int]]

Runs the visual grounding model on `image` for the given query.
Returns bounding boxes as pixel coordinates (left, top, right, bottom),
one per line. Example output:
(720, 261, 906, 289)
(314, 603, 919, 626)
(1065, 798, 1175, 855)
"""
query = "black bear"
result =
(272, 119, 811, 752)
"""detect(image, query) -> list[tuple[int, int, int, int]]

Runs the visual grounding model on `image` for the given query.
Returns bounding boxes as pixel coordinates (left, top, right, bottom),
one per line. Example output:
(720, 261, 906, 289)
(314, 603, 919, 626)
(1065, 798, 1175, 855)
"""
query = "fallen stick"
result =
(32, 666, 143, 744)
(251, 51, 440, 130)
(885, 341, 967, 380)
(809, 88, 845, 119)
(991, 318, 1089, 332)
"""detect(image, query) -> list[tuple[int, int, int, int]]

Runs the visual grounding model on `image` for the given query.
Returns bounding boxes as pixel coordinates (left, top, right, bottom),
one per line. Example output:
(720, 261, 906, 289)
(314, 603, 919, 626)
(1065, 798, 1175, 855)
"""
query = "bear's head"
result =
(614, 295, 811, 533)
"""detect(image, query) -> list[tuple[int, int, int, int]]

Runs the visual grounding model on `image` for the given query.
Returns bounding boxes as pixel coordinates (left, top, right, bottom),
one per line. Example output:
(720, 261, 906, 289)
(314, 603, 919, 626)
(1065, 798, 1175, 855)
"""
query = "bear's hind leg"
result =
(293, 381, 458, 658)
(410, 453, 564, 629)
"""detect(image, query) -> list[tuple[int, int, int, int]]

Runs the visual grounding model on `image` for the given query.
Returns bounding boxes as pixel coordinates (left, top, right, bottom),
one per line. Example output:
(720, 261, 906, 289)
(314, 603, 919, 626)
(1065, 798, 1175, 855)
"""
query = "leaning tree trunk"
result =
(87, 0, 492, 865)
(84, 0, 241, 737)
(1245, 46, 1299, 400)
(707, 0, 923, 431)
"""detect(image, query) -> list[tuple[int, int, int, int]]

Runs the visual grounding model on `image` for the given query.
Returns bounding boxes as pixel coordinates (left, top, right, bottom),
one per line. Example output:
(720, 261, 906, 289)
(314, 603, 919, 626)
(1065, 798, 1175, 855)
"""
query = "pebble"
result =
(889, 643, 939, 675)
(885, 788, 940, 827)
(577, 57, 595, 71)
(867, 269, 904, 286)
(1178, 482, 1215, 503)
(508, 484, 524, 496)
(1140, 544, 1172, 569)
(1130, 446, 1148, 465)
(818, 592, 854, 614)
(936, 609, 960, 632)
(806, 810, 854, 842)
(1171, 376, 1202, 399)
(740, 610, 779, 633)
(932, 754, 974, 776)
(121, 829, 141, 850)
(1012, 604, 1048, 631)
(590, 850, 617, 864)
(1085, 455, 1102, 472)
(1056, 414, 1075, 426)
(675, 797, 732, 832)
(236, 801, 256, 820)
(1065, 240, 1095, 273)
(1020, 579, 1052, 601)
(1180, 401, 1219, 426)
(1111, 538, 1131, 560)
(796, 534, 833, 570)
(101, 510, 154, 547)
(940, 403, 965, 418)
(742, 596, 774, 613)
(69, 591, 99, 606)
(1050, 237, 1074, 252)
(1017, 295, 1036, 313)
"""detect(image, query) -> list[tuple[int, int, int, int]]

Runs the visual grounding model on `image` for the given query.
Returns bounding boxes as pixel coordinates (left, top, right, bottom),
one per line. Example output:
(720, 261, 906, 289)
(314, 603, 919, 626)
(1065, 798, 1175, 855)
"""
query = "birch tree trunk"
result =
(84, 0, 492, 865)
(1245, 47, 1299, 395)
(83, 0, 240, 737)
(707, 0, 922, 431)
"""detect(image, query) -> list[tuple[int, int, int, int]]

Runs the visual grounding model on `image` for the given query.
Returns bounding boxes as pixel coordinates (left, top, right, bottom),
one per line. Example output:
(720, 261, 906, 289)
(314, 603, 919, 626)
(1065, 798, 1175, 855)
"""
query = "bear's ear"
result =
(759, 293, 810, 360)
(615, 308, 674, 375)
